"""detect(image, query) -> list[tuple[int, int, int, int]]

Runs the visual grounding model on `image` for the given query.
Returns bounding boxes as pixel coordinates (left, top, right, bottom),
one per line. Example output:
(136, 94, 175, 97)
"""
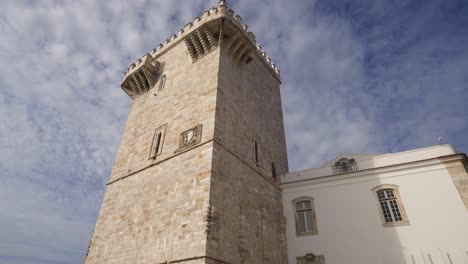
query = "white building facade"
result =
(282, 145, 468, 264)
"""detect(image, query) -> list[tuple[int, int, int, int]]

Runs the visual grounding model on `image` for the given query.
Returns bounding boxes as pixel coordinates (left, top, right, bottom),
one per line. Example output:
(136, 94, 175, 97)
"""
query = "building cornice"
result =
(281, 153, 467, 188)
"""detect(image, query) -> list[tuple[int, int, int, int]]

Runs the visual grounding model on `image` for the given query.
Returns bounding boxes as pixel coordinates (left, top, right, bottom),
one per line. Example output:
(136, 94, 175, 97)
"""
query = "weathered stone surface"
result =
(85, 40, 220, 264)
(206, 46, 288, 263)
(446, 160, 468, 210)
(85, 4, 288, 263)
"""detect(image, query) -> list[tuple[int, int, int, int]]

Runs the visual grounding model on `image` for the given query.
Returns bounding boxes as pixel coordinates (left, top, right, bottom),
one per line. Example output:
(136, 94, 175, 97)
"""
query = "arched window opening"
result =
(377, 189, 403, 222)
(373, 184, 409, 227)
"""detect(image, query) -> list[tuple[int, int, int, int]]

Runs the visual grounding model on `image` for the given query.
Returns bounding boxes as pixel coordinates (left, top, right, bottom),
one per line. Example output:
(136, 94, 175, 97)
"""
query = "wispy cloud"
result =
(238, 0, 468, 169)
(0, 0, 467, 263)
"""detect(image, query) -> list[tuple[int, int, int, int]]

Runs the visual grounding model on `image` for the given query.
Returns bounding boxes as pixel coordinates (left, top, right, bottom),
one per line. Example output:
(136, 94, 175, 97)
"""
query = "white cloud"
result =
(0, 0, 467, 263)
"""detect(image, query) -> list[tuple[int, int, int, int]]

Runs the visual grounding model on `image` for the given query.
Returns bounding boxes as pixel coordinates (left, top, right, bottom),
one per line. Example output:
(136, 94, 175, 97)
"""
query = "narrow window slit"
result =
(149, 125, 166, 159)
(159, 74, 166, 91)
(272, 162, 277, 179)
(254, 140, 259, 165)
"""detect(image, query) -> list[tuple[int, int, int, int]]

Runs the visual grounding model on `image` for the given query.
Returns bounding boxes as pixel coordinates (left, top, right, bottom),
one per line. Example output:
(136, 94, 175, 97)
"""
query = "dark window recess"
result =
(149, 124, 167, 159)
(254, 140, 259, 165)
(149, 132, 162, 159)
(272, 162, 277, 179)
(155, 133, 162, 152)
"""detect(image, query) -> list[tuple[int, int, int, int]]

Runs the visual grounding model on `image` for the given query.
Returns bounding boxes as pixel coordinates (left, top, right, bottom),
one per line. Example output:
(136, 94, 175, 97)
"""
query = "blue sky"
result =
(0, 0, 467, 263)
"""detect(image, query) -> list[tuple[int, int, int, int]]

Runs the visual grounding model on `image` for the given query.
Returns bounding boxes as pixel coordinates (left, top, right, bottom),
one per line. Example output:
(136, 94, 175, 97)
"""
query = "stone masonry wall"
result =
(86, 145, 212, 263)
(86, 18, 289, 263)
(85, 42, 220, 263)
(206, 46, 289, 263)
(445, 158, 468, 210)
(108, 43, 219, 183)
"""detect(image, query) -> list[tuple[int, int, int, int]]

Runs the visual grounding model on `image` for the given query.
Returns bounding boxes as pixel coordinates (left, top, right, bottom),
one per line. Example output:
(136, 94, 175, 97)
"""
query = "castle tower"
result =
(85, 1, 289, 263)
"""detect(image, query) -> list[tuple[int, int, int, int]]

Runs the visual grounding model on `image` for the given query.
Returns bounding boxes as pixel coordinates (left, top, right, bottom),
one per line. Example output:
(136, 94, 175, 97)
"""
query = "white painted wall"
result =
(282, 146, 468, 264)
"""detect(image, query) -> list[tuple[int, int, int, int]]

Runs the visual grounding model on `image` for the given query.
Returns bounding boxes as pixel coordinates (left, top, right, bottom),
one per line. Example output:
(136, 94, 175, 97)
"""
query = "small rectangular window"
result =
(149, 124, 167, 159)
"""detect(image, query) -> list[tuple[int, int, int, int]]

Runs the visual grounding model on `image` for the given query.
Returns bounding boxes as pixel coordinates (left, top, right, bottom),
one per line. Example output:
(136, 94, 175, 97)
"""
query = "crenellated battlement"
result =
(121, 0, 280, 98)
(88, 2, 289, 263)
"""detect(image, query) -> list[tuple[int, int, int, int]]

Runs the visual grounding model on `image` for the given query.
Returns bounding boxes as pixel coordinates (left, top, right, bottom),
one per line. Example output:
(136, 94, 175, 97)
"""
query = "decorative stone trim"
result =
(183, 26, 219, 62)
(196, 29, 210, 54)
(297, 254, 326, 264)
(204, 27, 217, 51)
(176, 124, 203, 153)
(121, 55, 160, 98)
(184, 38, 197, 61)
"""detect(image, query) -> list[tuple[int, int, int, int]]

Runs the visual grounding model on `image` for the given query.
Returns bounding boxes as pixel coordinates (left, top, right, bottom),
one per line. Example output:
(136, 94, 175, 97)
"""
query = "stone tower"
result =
(85, 1, 289, 263)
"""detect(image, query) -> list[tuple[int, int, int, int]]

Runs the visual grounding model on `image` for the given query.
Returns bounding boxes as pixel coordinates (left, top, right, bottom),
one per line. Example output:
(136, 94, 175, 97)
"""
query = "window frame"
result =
(149, 124, 167, 159)
(292, 197, 319, 236)
(372, 184, 409, 227)
(158, 74, 166, 91)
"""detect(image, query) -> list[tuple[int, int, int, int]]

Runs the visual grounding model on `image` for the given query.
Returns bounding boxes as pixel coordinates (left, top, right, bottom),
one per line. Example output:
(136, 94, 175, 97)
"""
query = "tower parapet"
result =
(121, 0, 280, 99)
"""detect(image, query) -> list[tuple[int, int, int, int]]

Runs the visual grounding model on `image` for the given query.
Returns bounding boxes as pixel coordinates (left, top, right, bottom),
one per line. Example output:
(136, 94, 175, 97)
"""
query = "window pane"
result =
(305, 210, 313, 232)
(376, 187, 407, 225)
(377, 191, 386, 200)
(296, 201, 311, 211)
(380, 201, 393, 222)
(298, 212, 306, 233)
(386, 189, 395, 198)
(296, 201, 314, 234)
(389, 200, 403, 221)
